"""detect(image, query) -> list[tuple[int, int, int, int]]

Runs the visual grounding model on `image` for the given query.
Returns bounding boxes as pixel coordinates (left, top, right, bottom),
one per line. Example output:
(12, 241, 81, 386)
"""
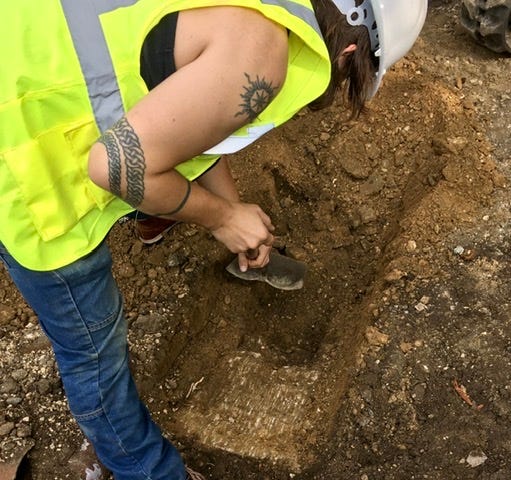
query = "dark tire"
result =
(460, 0, 511, 53)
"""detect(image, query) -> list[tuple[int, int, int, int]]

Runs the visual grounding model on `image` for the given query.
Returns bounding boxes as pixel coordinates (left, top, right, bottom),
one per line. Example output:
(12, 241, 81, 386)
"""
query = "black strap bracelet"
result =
(165, 179, 192, 216)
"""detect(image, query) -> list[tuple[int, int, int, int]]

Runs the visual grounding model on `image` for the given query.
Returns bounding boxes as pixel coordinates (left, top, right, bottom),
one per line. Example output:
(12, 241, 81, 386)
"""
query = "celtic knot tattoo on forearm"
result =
(114, 117, 146, 207)
(98, 131, 121, 197)
(98, 117, 146, 208)
(236, 73, 278, 122)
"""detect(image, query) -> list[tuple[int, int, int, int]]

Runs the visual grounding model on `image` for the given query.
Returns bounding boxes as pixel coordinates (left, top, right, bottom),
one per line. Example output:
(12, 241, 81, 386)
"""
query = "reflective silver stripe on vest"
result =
(60, 0, 320, 134)
(60, 0, 139, 133)
(205, 123, 276, 155)
(261, 0, 322, 37)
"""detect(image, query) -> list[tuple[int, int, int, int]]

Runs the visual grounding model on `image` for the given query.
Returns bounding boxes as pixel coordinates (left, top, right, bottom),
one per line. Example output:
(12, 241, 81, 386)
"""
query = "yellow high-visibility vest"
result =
(0, 0, 330, 271)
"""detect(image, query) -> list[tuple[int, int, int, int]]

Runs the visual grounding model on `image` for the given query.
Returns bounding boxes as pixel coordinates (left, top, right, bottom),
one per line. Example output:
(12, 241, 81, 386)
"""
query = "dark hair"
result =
(309, 0, 377, 118)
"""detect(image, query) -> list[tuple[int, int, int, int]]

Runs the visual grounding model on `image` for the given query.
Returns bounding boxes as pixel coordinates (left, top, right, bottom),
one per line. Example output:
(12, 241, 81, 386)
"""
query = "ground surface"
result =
(1, 2, 511, 479)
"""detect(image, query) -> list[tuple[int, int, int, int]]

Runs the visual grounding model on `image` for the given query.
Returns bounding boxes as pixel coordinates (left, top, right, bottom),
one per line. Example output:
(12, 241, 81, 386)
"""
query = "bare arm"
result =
(196, 157, 239, 202)
(88, 8, 287, 256)
(197, 157, 273, 270)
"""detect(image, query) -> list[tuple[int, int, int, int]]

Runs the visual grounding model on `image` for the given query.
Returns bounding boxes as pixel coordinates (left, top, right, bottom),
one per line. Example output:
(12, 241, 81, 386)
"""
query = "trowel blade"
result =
(226, 251, 307, 290)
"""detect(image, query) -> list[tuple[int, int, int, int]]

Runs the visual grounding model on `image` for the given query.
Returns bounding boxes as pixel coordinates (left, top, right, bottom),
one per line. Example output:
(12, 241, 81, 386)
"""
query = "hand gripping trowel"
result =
(226, 249, 307, 290)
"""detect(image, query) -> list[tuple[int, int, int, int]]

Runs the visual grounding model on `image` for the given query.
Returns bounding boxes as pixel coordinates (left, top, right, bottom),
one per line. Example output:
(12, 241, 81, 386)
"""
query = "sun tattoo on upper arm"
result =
(236, 73, 278, 121)
(98, 117, 146, 208)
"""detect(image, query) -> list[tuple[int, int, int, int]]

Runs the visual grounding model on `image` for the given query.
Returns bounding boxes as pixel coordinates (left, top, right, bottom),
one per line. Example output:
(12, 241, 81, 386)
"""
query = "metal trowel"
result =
(226, 250, 307, 290)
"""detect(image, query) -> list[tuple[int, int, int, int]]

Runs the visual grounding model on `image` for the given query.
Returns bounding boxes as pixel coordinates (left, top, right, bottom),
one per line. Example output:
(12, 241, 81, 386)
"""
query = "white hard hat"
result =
(332, 0, 428, 97)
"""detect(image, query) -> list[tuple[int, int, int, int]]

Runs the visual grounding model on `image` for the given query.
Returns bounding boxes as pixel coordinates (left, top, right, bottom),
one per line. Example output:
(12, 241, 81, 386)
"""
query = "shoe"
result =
(135, 216, 180, 244)
(186, 466, 207, 480)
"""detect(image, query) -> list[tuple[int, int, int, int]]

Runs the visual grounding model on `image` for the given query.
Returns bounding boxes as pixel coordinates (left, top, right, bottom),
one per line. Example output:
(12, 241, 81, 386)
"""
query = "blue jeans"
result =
(0, 241, 186, 480)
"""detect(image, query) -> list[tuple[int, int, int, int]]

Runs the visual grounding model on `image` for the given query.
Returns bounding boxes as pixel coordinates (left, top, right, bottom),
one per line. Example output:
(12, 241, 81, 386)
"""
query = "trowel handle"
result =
(246, 248, 259, 260)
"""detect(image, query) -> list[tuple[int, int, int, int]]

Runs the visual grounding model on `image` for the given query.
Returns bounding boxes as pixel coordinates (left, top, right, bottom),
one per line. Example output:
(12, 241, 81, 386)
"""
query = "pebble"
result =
(360, 388, 373, 403)
(338, 154, 371, 180)
(26, 334, 52, 352)
(453, 245, 477, 261)
(118, 263, 136, 278)
(167, 252, 187, 268)
(412, 383, 427, 402)
(0, 378, 19, 394)
(11, 369, 28, 381)
(400, 342, 414, 353)
(0, 305, 16, 326)
(286, 246, 307, 261)
(360, 174, 384, 196)
(36, 379, 52, 395)
(16, 424, 32, 438)
(414, 302, 427, 312)
(385, 269, 407, 283)
(357, 206, 377, 224)
(460, 248, 477, 261)
(131, 241, 143, 255)
(365, 326, 389, 346)
(406, 240, 417, 252)
(0, 422, 15, 436)
(466, 450, 488, 467)
(148, 249, 167, 266)
(132, 313, 165, 335)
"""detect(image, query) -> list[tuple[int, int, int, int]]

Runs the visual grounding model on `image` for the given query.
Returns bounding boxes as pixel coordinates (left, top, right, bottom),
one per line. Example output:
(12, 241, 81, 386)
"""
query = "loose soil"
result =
(1, 2, 510, 479)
